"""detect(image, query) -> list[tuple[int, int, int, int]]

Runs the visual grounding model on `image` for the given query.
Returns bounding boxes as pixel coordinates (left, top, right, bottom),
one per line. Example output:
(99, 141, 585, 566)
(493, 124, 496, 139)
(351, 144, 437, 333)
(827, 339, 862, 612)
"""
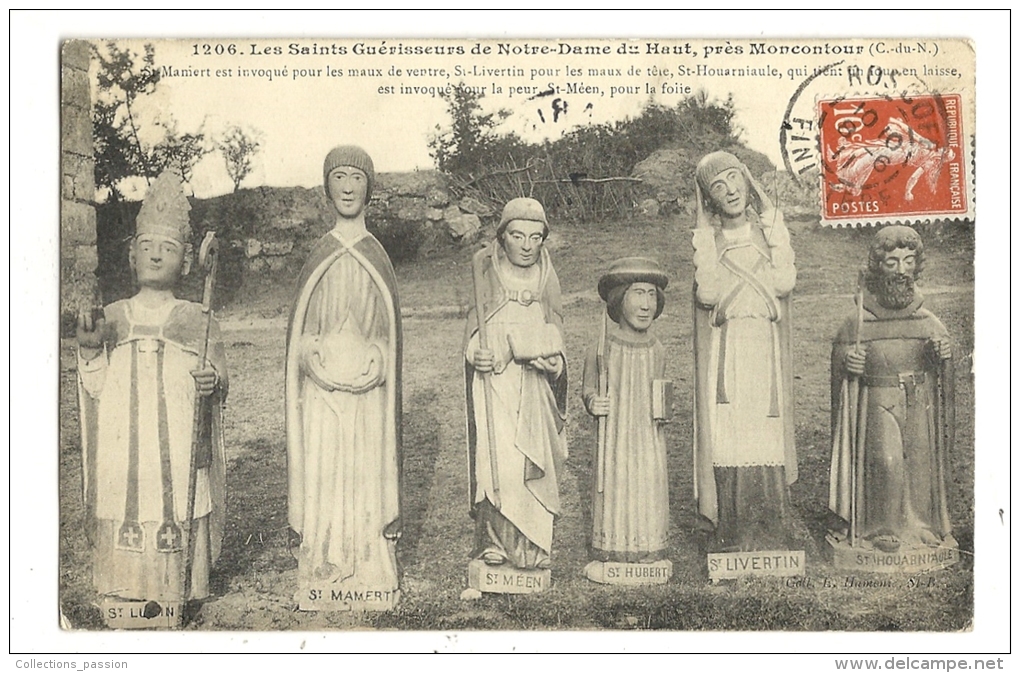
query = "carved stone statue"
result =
(582, 257, 673, 585)
(691, 151, 799, 566)
(286, 146, 403, 610)
(76, 170, 227, 627)
(463, 197, 566, 596)
(828, 225, 957, 571)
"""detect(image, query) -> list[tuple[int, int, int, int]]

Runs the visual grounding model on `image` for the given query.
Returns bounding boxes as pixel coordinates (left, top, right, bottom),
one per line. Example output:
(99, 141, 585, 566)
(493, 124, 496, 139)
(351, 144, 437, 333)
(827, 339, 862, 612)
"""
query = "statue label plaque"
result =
(102, 599, 184, 630)
(827, 535, 959, 573)
(585, 560, 672, 586)
(707, 550, 805, 581)
(299, 585, 401, 612)
(467, 559, 551, 595)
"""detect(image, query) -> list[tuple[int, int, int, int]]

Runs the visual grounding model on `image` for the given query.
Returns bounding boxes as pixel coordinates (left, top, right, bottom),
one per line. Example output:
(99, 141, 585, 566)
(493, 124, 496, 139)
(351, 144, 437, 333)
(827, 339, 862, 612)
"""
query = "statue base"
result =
(467, 559, 551, 594)
(584, 560, 672, 585)
(297, 585, 400, 612)
(827, 534, 959, 573)
(707, 550, 805, 581)
(100, 598, 184, 629)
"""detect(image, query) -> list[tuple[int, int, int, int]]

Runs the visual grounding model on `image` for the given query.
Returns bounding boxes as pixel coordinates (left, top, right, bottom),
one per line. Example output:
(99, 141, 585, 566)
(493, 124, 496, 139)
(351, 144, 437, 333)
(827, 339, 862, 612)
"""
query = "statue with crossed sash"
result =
(691, 152, 798, 554)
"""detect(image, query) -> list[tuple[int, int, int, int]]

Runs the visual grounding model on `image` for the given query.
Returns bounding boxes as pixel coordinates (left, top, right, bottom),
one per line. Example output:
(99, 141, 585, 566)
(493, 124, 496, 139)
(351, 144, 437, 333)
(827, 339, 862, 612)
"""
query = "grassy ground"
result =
(58, 217, 975, 631)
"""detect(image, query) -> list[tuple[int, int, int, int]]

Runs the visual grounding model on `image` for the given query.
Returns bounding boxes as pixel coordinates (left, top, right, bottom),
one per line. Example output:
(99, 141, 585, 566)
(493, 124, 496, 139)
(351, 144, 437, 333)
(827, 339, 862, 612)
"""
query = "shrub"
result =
(431, 87, 768, 222)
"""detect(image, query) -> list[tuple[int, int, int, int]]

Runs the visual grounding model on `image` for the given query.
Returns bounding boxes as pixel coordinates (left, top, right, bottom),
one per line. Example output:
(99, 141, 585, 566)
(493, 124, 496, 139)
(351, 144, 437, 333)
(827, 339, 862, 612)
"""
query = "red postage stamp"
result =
(818, 93, 971, 226)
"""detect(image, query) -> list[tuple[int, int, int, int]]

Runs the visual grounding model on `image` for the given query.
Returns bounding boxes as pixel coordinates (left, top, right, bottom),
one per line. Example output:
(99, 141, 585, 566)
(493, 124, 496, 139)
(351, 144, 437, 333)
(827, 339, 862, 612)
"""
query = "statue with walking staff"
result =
(690, 151, 803, 580)
(75, 169, 227, 628)
(581, 257, 674, 585)
(462, 197, 567, 598)
(828, 225, 958, 572)
(286, 145, 404, 611)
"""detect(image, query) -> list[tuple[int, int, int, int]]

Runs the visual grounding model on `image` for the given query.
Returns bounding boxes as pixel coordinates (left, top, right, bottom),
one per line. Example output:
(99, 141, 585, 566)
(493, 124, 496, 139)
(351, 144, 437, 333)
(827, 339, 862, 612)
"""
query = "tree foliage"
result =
(216, 125, 263, 192)
(92, 42, 216, 199)
(151, 120, 211, 185)
(92, 41, 245, 199)
(91, 41, 161, 199)
(429, 85, 522, 175)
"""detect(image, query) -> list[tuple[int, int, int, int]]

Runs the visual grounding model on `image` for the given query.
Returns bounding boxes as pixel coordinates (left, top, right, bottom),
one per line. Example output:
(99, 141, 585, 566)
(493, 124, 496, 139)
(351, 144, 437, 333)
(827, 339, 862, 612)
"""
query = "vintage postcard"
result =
(46, 27, 993, 651)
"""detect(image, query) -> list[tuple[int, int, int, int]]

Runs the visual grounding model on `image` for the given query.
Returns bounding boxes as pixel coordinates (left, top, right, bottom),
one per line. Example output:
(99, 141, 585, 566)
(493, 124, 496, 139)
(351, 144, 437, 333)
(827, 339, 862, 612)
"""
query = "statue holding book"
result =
(582, 257, 673, 584)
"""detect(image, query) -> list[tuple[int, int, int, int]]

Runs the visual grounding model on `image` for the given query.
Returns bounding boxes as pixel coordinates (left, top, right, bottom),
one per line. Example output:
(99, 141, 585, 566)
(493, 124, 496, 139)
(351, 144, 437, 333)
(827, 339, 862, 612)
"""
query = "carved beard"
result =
(867, 271, 916, 310)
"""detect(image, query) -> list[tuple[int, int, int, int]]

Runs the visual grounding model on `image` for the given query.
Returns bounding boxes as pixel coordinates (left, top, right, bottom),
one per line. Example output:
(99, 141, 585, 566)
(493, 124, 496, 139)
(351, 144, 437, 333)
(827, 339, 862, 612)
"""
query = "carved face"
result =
(706, 167, 748, 219)
(619, 282, 657, 334)
(327, 166, 369, 219)
(869, 246, 918, 310)
(130, 234, 186, 289)
(879, 247, 918, 278)
(501, 219, 546, 268)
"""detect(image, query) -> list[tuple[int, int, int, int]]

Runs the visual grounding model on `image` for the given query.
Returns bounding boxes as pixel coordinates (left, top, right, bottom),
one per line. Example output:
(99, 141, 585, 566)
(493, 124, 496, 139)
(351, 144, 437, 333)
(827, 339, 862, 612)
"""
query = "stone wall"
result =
(234, 171, 489, 275)
(60, 40, 97, 317)
(95, 171, 493, 309)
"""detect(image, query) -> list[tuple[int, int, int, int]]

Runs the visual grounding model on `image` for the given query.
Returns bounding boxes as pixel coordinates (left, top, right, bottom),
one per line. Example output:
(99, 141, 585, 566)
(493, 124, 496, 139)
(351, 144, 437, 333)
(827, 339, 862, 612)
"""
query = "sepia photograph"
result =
(12, 9, 1011, 662)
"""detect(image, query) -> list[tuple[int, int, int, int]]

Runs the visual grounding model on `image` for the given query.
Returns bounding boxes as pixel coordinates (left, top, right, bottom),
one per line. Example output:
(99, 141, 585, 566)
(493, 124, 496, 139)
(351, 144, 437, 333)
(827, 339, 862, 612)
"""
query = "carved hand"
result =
(694, 181, 713, 230)
(531, 354, 564, 379)
(383, 517, 402, 541)
(76, 309, 105, 358)
(845, 347, 868, 376)
(588, 395, 610, 417)
(191, 366, 219, 397)
(471, 347, 495, 373)
(746, 167, 779, 227)
(931, 337, 952, 361)
(339, 349, 385, 391)
(364, 351, 385, 386)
